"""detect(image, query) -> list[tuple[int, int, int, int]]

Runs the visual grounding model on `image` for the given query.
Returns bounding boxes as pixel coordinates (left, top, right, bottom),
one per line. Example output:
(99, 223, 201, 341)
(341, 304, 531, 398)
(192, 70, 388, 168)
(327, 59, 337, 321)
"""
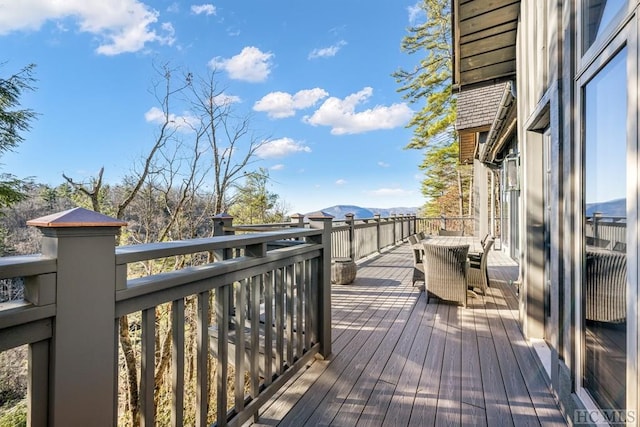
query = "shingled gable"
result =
(455, 82, 507, 164)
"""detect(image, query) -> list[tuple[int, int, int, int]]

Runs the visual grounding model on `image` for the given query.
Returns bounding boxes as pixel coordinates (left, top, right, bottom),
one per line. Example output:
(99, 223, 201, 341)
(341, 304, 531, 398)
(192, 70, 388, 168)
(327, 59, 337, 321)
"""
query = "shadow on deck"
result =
(246, 244, 566, 426)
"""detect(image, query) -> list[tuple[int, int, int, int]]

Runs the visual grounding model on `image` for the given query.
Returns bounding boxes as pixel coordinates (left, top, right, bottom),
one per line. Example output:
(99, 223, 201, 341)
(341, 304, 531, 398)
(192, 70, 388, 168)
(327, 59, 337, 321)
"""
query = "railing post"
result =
(290, 213, 305, 228)
(374, 214, 381, 252)
(593, 212, 601, 241)
(27, 207, 126, 427)
(441, 214, 446, 231)
(391, 213, 396, 244)
(345, 213, 355, 261)
(307, 212, 333, 358)
(213, 212, 234, 261)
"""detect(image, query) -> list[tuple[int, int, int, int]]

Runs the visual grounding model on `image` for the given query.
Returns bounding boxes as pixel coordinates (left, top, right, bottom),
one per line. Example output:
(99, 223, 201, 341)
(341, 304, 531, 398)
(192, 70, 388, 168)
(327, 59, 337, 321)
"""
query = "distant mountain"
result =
(586, 198, 626, 217)
(307, 205, 418, 219)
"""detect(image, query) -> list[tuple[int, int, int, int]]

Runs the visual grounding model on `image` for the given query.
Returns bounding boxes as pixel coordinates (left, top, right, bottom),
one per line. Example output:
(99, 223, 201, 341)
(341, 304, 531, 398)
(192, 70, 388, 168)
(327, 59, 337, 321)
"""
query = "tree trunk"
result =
(119, 316, 140, 427)
(457, 170, 463, 216)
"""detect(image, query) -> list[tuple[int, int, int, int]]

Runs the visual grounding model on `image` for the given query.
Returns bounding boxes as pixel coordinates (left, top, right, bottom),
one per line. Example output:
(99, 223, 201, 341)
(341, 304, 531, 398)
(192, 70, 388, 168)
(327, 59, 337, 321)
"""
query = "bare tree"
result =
(186, 71, 267, 214)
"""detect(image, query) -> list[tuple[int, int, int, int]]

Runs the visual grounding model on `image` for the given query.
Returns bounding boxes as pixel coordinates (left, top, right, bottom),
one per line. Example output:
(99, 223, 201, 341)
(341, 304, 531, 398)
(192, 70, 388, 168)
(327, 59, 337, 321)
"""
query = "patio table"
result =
(414, 235, 483, 253)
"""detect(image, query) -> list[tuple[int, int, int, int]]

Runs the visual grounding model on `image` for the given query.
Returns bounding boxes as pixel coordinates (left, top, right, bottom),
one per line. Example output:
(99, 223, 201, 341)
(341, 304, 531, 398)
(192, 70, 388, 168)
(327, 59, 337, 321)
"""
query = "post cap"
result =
(306, 211, 334, 220)
(213, 212, 234, 219)
(27, 207, 127, 228)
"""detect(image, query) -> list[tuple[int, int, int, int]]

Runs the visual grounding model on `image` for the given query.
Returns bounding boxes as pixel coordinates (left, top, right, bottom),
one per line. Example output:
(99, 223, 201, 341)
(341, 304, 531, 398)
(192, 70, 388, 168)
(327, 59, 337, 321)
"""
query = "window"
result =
(582, 47, 627, 411)
(583, 0, 627, 53)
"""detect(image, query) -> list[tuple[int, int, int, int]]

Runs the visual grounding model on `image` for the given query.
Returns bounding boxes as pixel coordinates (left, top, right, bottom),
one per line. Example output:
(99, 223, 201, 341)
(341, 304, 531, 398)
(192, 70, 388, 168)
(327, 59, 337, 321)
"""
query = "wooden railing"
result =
(415, 215, 475, 236)
(0, 210, 417, 426)
(586, 214, 627, 251)
(330, 214, 414, 260)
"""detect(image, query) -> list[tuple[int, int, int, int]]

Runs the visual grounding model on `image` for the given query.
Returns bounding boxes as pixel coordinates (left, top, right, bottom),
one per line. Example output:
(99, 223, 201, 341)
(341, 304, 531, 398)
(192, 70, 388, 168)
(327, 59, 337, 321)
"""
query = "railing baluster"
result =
(216, 285, 229, 427)
(29, 340, 49, 427)
(264, 272, 273, 385)
(309, 258, 318, 346)
(140, 308, 156, 427)
(196, 291, 209, 427)
(171, 299, 184, 427)
(286, 265, 294, 365)
(304, 259, 311, 351)
(295, 261, 303, 357)
(275, 268, 284, 374)
(250, 275, 261, 399)
(234, 279, 246, 411)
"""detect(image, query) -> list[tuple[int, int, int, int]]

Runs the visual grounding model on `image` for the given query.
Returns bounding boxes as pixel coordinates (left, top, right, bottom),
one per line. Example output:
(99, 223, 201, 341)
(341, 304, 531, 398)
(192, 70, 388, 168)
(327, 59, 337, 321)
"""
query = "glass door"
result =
(582, 46, 627, 411)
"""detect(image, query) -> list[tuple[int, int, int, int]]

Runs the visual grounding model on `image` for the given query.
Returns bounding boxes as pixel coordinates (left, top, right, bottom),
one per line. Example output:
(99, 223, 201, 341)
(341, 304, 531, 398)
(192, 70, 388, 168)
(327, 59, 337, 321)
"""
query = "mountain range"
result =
(307, 205, 419, 219)
(585, 198, 626, 217)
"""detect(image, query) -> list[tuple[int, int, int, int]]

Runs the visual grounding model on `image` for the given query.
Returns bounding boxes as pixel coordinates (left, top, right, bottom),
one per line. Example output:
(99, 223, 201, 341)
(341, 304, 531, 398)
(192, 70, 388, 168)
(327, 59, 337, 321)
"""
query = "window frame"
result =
(578, 0, 633, 73)
(574, 14, 639, 415)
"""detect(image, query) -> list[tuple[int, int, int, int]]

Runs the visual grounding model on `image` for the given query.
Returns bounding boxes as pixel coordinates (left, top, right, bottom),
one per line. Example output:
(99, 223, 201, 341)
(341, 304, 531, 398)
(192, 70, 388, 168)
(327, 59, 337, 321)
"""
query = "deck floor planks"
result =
(491, 280, 567, 426)
(257, 265, 412, 425)
(408, 302, 449, 426)
(460, 292, 487, 426)
(246, 244, 567, 427)
(274, 250, 418, 426)
(300, 285, 418, 425)
(483, 286, 540, 427)
(375, 293, 436, 427)
(331, 289, 418, 425)
(435, 303, 462, 426)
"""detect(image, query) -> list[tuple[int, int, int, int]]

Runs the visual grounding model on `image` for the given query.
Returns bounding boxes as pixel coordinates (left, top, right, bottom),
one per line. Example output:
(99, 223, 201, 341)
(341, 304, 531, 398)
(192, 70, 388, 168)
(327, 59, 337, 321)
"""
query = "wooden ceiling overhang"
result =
(452, 0, 520, 89)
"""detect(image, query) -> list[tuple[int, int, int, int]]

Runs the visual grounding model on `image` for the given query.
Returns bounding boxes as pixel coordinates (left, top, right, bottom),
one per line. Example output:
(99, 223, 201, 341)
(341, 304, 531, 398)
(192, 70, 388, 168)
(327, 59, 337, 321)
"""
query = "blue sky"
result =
(1, 0, 427, 214)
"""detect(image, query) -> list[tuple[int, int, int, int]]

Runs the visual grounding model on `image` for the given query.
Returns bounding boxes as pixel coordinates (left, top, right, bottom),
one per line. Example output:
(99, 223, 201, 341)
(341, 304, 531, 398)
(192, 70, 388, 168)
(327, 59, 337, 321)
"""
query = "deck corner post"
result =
(308, 212, 333, 357)
(27, 207, 126, 427)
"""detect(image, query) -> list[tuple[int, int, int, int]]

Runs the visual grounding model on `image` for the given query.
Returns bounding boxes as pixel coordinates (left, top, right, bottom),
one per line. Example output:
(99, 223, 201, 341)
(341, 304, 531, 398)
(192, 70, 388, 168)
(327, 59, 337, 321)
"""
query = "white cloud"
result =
(367, 188, 414, 197)
(0, 0, 175, 55)
(408, 2, 424, 24)
(253, 88, 328, 119)
(144, 106, 198, 131)
(213, 93, 241, 106)
(209, 46, 274, 82)
(255, 137, 311, 158)
(191, 4, 216, 15)
(303, 87, 413, 135)
(335, 179, 347, 185)
(378, 161, 390, 168)
(308, 40, 347, 59)
(271, 164, 285, 171)
(167, 3, 180, 13)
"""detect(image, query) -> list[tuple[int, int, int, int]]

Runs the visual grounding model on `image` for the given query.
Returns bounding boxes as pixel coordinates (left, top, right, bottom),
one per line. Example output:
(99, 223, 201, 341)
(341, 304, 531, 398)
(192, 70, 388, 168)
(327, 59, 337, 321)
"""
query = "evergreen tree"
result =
(395, 1, 472, 216)
(229, 168, 286, 224)
(393, 0, 455, 149)
(0, 64, 37, 209)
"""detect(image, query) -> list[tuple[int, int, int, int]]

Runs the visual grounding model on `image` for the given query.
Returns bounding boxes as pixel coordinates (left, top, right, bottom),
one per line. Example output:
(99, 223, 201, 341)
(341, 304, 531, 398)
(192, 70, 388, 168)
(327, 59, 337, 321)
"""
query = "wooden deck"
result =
(246, 243, 567, 426)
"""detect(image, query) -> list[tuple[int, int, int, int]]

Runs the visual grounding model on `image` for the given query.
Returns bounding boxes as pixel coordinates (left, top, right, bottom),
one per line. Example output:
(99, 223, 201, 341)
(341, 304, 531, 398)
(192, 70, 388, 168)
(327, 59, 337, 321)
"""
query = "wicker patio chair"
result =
(408, 234, 419, 245)
(585, 250, 627, 323)
(468, 237, 495, 294)
(423, 243, 470, 307)
(411, 245, 425, 289)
